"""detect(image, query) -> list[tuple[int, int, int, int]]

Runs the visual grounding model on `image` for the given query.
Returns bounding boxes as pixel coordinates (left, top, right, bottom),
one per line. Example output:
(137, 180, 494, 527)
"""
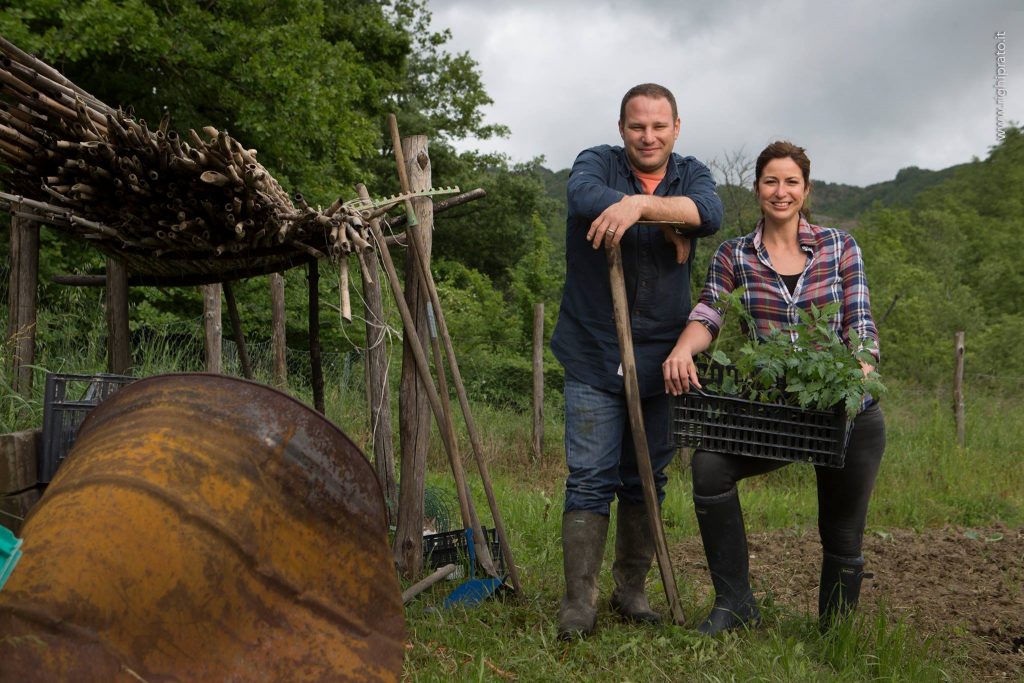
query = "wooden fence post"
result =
(532, 302, 544, 460)
(953, 331, 966, 448)
(356, 184, 398, 525)
(308, 260, 325, 413)
(105, 258, 130, 374)
(270, 272, 287, 386)
(7, 216, 39, 396)
(394, 133, 432, 578)
(202, 283, 222, 373)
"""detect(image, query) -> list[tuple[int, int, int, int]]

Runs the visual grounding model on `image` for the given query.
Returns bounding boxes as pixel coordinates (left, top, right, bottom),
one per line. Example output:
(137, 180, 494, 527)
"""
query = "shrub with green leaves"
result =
(705, 290, 886, 416)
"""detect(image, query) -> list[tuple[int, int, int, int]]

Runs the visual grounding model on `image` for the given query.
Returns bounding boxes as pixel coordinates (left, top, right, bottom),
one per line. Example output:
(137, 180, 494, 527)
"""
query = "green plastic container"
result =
(0, 526, 23, 591)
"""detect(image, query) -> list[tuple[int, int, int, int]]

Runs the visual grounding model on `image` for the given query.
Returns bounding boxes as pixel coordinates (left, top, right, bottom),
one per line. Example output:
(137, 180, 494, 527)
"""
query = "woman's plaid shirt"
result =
(689, 218, 879, 359)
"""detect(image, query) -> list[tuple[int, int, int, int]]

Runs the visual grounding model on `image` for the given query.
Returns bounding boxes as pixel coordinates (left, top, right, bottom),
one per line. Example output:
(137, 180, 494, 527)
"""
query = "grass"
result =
(3, 319, 1019, 681)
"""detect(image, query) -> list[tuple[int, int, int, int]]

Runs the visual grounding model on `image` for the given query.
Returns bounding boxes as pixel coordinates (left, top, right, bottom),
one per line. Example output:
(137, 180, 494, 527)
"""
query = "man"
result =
(550, 83, 723, 639)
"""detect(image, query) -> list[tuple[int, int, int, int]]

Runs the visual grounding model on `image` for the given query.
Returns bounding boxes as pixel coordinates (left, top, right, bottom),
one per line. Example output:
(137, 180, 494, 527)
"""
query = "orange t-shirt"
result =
(634, 171, 664, 195)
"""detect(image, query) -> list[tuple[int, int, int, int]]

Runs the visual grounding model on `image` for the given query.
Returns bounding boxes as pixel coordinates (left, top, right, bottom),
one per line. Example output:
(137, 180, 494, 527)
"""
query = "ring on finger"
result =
(608, 227, 617, 236)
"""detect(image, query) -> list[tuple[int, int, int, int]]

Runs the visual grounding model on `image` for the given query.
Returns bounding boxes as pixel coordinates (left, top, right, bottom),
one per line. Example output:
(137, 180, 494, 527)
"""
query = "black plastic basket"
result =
(671, 363, 851, 468)
(422, 527, 504, 579)
(40, 372, 136, 482)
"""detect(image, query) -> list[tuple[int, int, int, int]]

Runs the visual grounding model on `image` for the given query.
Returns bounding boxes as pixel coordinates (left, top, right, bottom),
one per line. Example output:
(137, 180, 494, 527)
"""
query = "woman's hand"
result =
(663, 344, 702, 396)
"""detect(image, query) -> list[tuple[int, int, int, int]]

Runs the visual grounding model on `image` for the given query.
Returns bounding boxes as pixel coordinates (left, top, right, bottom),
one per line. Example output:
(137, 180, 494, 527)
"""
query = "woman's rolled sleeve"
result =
(839, 233, 880, 360)
(688, 241, 737, 339)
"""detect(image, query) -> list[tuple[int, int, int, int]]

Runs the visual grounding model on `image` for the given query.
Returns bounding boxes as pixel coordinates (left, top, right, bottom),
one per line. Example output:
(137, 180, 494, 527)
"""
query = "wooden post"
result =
(954, 331, 966, 448)
(8, 216, 39, 396)
(387, 116, 508, 585)
(202, 283, 222, 374)
(395, 134, 432, 577)
(532, 302, 545, 461)
(356, 184, 398, 525)
(270, 272, 287, 386)
(222, 282, 253, 380)
(308, 260, 325, 413)
(105, 257, 130, 374)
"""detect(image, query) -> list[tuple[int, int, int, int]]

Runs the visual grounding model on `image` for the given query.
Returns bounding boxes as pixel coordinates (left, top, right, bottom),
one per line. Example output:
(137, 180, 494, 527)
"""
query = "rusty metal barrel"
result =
(0, 373, 405, 682)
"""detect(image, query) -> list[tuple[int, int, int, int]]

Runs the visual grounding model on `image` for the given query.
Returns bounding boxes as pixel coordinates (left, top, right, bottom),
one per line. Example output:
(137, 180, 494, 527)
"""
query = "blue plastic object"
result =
(0, 526, 23, 592)
(442, 528, 505, 608)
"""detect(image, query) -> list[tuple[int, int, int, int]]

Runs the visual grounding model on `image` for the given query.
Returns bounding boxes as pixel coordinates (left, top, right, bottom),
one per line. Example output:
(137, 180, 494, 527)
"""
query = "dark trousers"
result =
(691, 402, 886, 557)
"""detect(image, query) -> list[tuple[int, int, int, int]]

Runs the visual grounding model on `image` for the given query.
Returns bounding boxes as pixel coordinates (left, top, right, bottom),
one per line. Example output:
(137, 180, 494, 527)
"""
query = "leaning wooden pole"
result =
(365, 209, 496, 580)
(388, 115, 514, 590)
(222, 282, 254, 380)
(356, 184, 398, 524)
(606, 244, 686, 626)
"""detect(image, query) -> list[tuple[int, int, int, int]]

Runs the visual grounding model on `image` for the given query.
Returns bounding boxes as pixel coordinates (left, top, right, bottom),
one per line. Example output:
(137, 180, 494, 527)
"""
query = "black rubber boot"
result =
(610, 502, 662, 624)
(557, 510, 609, 640)
(694, 488, 760, 635)
(818, 552, 865, 630)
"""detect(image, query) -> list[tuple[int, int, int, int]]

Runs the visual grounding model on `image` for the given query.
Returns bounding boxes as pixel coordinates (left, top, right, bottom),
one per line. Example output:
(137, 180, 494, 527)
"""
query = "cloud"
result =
(430, 0, 1024, 185)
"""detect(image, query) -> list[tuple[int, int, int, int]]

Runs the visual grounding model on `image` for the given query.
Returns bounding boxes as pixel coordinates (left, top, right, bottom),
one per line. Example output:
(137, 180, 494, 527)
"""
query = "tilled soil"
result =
(671, 525, 1024, 680)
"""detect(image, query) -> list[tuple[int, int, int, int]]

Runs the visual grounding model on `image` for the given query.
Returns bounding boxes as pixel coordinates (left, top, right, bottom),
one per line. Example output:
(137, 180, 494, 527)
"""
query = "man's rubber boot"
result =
(557, 510, 609, 640)
(610, 502, 662, 624)
(818, 552, 865, 630)
(694, 488, 761, 635)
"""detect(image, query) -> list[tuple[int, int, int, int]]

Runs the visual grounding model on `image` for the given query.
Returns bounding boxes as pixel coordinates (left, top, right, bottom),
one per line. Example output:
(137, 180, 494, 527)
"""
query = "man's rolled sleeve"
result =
(681, 162, 724, 236)
(567, 147, 626, 221)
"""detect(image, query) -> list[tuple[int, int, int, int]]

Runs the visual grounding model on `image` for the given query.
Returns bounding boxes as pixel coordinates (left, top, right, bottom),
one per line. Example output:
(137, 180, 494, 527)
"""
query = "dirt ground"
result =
(671, 525, 1024, 680)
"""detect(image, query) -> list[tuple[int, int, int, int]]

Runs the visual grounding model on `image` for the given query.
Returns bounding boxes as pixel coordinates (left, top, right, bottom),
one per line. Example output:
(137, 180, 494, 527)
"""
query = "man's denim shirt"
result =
(551, 145, 723, 397)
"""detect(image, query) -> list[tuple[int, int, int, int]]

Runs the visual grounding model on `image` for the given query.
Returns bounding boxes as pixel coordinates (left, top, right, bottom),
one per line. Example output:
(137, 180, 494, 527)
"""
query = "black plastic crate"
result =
(40, 373, 136, 482)
(671, 363, 851, 468)
(422, 527, 504, 579)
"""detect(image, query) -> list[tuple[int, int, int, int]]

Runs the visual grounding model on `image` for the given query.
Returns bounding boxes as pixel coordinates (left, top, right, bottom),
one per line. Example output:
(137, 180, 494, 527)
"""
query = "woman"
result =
(662, 141, 886, 635)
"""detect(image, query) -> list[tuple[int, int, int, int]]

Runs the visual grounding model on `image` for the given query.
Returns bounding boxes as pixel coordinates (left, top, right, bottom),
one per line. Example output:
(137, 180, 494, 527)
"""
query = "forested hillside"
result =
(1, 1, 1019, 406)
(541, 134, 1023, 388)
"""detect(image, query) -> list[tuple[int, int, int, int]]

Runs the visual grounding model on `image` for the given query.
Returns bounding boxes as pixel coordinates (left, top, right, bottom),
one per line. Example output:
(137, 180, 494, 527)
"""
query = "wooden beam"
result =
(270, 272, 287, 387)
(9, 216, 39, 395)
(308, 260, 324, 413)
(105, 257, 130, 374)
(202, 283, 222, 373)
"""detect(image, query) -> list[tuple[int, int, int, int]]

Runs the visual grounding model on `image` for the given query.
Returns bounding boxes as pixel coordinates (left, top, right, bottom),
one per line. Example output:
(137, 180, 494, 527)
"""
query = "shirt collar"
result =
(752, 217, 816, 251)
(615, 147, 680, 190)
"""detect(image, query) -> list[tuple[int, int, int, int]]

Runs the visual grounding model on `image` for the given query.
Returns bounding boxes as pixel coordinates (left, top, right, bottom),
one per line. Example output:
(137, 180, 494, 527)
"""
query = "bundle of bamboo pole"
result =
(0, 37, 371, 276)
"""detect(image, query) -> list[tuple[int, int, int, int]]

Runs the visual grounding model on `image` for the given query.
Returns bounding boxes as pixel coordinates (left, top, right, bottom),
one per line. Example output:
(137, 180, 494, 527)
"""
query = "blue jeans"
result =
(563, 377, 676, 515)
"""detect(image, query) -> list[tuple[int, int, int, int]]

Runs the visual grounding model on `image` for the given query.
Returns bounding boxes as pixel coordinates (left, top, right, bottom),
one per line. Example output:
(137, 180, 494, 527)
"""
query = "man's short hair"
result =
(619, 83, 678, 123)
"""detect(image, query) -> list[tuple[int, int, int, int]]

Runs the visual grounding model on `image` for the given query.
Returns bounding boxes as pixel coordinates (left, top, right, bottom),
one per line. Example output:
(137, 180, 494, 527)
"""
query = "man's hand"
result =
(658, 225, 691, 264)
(587, 195, 644, 249)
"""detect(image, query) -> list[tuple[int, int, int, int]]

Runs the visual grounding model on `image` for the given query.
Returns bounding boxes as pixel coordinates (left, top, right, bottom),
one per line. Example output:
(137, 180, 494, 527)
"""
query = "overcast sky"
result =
(430, 0, 1023, 186)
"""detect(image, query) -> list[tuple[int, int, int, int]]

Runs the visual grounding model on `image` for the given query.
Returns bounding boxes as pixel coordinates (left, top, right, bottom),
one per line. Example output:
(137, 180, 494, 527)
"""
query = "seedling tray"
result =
(671, 363, 851, 468)
(422, 527, 504, 580)
(41, 372, 136, 482)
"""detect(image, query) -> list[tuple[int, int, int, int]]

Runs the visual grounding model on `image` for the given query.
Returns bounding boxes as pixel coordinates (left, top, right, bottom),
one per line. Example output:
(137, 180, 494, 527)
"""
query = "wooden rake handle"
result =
(606, 243, 686, 626)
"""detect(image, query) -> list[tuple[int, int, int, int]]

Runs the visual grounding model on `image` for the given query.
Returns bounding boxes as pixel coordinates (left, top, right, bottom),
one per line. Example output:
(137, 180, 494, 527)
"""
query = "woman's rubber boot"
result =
(610, 502, 662, 624)
(694, 488, 761, 635)
(557, 510, 609, 640)
(818, 552, 865, 630)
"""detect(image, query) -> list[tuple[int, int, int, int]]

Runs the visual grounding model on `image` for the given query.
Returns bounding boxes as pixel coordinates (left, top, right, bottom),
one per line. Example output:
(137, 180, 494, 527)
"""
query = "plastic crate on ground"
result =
(671, 362, 851, 468)
(422, 527, 504, 580)
(40, 373, 136, 483)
